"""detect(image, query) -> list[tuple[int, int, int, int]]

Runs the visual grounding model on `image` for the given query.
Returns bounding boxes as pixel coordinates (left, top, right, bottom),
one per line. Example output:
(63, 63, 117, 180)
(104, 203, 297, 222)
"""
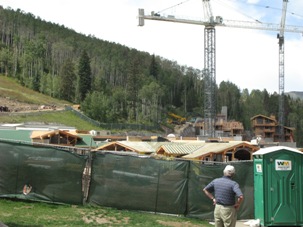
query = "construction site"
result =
(163, 106, 296, 148)
(138, 0, 302, 148)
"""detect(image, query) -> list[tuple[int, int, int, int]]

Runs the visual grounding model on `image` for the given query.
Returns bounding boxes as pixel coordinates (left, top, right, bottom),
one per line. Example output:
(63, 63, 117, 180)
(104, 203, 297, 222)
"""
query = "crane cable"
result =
(155, 0, 303, 20)
(215, 0, 263, 23)
(155, 0, 191, 14)
(215, 0, 303, 22)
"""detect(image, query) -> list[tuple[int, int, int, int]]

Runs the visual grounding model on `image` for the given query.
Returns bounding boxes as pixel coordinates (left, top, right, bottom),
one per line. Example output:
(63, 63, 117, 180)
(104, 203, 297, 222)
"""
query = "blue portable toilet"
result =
(253, 146, 303, 226)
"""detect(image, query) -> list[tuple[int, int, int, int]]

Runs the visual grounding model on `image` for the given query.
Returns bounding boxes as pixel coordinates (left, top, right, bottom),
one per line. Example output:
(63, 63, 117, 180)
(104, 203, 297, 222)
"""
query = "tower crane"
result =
(277, 0, 288, 141)
(138, 1, 303, 138)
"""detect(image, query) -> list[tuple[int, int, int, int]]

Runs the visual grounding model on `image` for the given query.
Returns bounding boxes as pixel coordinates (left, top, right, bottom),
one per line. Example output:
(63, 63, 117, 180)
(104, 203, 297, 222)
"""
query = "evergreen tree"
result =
(126, 51, 142, 121)
(0, 46, 12, 76)
(77, 50, 92, 102)
(149, 54, 159, 79)
(217, 81, 241, 120)
(60, 59, 76, 102)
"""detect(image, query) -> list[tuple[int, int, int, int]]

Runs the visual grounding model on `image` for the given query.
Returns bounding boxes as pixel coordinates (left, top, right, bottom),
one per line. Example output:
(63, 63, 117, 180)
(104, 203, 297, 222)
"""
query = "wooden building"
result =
(250, 114, 295, 143)
(215, 120, 244, 137)
(182, 141, 259, 161)
(94, 141, 169, 155)
(30, 130, 82, 146)
(156, 143, 204, 158)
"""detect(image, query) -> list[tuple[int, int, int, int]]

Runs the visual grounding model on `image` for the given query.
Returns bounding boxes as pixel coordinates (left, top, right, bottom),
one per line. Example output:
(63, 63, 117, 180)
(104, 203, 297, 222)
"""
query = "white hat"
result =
(223, 165, 235, 176)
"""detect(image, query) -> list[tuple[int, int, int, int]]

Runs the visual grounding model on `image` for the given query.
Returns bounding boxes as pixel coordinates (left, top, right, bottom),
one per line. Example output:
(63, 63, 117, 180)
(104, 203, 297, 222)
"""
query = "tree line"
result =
(0, 6, 302, 146)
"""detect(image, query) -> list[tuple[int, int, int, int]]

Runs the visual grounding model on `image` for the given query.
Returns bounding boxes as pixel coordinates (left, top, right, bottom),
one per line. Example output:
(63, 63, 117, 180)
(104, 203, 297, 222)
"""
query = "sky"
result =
(0, 0, 303, 93)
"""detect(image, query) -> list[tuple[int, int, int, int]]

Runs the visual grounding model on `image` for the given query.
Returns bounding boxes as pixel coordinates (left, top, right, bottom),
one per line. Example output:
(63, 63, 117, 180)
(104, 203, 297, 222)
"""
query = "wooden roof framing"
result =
(182, 141, 259, 161)
(94, 141, 169, 154)
(30, 130, 82, 146)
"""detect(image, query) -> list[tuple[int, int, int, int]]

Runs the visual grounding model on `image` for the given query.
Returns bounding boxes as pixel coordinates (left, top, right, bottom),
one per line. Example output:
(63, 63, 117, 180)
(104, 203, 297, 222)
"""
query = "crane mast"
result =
(203, 26, 216, 138)
(278, 0, 288, 141)
(202, 0, 216, 137)
(138, 2, 303, 139)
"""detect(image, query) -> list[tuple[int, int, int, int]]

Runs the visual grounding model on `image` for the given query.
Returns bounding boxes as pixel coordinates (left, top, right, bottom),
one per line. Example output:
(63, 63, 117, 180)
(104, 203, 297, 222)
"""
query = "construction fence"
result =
(0, 141, 254, 220)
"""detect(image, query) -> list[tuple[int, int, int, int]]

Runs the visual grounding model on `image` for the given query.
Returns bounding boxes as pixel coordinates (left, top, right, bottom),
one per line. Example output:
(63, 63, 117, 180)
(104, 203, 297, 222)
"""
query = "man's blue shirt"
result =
(204, 176, 243, 206)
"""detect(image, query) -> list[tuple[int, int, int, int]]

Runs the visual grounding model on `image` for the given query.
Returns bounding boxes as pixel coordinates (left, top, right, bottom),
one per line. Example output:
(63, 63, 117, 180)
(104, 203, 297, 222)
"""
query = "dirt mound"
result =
(0, 97, 40, 112)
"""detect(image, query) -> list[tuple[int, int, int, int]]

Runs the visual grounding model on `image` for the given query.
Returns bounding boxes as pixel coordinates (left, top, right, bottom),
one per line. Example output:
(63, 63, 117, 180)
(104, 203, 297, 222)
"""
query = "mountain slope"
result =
(286, 91, 303, 100)
(0, 75, 70, 112)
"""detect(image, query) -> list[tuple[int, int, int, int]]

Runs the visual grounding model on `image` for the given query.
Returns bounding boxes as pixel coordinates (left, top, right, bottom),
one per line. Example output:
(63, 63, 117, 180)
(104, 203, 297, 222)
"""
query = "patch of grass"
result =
(0, 76, 69, 105)
(0, 199, 212, 227)
(0, 75, 163, 133)
(0, 110, 103, 131)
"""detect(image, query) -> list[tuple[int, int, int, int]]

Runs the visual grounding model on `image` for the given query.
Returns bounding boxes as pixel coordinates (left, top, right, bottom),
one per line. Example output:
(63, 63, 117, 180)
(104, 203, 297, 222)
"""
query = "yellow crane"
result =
(167, 112, 186, 125)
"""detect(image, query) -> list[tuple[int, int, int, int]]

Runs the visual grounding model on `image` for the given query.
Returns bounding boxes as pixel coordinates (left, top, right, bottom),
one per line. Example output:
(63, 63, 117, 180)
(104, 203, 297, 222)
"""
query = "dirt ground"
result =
(0, 97, 40, 112)
(0, 97, 64, 113)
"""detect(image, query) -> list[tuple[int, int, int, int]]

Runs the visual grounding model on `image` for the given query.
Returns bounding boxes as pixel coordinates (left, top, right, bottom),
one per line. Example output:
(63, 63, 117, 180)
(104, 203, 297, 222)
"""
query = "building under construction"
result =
(250, 114, 296, 147)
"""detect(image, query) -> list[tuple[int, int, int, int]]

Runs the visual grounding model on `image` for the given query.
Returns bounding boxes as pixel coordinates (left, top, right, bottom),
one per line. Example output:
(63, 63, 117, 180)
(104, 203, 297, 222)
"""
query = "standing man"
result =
(203, 165, 244, 227)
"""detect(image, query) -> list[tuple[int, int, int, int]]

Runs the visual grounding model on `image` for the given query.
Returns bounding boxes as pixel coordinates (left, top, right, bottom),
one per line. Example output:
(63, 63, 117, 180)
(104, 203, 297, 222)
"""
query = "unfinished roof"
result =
(156, 142, 206, 156)
(30, 130, 82, 146)
(283, 125, 295, 131)
(94, 141, 171, 154)
(0, 129, 95, 149)
(30, 130, 82, 140)
(182, 141, 258, 160)
(250, 114, 277, 122)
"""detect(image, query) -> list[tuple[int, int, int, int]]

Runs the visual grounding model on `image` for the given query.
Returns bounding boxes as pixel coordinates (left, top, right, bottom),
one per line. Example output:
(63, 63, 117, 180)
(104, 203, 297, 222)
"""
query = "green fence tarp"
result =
(187, 161, 254, 220)
(88, 153, 254, 219)
(0, 141, 87, 204)
(88, 152, 189, 215)
(0, 141, 254, 220)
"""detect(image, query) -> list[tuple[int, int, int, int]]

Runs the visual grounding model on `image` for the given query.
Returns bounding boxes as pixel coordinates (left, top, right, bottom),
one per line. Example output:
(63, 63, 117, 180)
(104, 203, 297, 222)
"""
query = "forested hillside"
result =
(0, 6, 303, 146)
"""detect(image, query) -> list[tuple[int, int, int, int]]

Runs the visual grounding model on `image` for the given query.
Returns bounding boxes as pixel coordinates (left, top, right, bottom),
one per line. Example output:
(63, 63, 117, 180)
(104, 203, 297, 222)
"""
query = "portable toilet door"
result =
(253, 146, 303, 226)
